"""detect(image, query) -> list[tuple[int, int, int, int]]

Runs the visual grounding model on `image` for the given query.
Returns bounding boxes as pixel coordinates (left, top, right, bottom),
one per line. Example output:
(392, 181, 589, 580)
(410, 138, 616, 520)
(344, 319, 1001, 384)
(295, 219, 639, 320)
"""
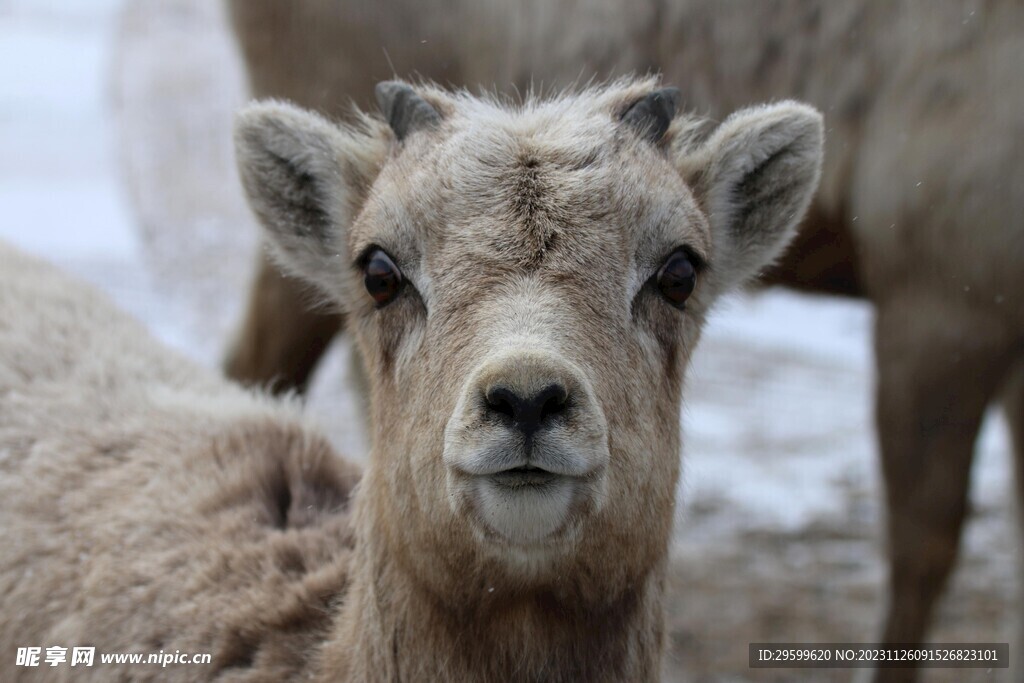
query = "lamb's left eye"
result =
(656, 250, 697, 309)
(363, 248, 403, 307)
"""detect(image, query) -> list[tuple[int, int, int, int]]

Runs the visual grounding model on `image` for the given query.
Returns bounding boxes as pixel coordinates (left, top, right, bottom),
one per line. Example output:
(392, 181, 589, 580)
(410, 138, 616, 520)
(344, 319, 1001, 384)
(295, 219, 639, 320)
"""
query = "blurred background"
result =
(0, 1, 1016, 680)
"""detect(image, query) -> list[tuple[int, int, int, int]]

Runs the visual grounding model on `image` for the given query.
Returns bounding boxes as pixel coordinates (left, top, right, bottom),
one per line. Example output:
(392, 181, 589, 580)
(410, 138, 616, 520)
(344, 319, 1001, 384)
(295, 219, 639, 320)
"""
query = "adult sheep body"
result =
(223, 5, 1024, 679)
(0, 80, 823, 681)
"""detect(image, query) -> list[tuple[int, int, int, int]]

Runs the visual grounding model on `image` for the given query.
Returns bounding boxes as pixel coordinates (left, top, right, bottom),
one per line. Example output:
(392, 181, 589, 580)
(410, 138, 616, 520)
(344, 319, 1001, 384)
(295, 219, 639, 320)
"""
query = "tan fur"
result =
(223, 4, 1024, 679)
(0, 242, 361, 682)
(0, 81, 823, 680)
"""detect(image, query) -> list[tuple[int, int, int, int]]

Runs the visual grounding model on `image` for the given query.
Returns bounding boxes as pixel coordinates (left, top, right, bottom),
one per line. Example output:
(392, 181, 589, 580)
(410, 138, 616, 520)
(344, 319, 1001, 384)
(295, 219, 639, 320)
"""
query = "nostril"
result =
(484, 386, 518, 419)
(537, 383, 568, 421)
(483, 383, 569, 436)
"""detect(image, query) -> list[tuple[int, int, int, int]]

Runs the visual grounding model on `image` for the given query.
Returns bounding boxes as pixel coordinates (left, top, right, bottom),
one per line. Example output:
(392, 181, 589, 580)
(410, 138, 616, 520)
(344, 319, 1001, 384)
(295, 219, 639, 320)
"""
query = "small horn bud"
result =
(375, 81, 441, 141)
(621, 87, 680, 144)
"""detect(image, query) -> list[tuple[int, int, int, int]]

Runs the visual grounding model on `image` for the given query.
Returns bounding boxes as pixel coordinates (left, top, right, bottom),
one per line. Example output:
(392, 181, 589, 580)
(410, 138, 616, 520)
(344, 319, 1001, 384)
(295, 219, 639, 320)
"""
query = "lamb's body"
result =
(0, 243, 359, 681)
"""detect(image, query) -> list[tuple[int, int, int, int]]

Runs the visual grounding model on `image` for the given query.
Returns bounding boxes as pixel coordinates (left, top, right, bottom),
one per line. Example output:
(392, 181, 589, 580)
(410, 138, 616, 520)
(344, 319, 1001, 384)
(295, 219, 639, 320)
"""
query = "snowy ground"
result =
(0, 1, 1016, 680)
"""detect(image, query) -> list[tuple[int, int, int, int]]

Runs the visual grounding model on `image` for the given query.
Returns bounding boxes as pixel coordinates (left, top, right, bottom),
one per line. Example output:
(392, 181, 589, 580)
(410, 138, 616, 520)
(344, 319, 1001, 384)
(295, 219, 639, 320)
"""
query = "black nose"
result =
(484, 383, 569, 437)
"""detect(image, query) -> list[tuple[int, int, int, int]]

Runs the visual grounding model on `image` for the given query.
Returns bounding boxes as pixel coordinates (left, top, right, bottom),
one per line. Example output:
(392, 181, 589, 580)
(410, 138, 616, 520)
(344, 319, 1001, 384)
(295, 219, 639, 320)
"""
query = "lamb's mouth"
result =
(488, 465, 562, 490)
(454, 462, 603, 546)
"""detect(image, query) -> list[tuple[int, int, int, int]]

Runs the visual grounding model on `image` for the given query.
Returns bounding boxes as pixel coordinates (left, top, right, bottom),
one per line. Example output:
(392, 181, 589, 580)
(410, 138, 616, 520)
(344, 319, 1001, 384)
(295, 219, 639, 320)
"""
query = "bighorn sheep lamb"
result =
(0, 80, 823, 681)
(222, 4, 1024, 679)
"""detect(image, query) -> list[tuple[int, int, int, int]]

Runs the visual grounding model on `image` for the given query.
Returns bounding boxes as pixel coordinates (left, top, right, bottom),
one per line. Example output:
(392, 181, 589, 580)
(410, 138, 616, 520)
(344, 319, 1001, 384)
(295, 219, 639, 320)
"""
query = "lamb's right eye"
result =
(363, 249, 403, 307)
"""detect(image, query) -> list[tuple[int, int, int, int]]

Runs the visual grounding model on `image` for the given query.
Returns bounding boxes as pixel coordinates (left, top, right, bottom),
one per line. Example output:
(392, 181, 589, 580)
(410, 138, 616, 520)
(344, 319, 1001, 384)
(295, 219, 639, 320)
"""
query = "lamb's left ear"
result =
(679, 102, 823, 293)
(234, 101, 386, 297)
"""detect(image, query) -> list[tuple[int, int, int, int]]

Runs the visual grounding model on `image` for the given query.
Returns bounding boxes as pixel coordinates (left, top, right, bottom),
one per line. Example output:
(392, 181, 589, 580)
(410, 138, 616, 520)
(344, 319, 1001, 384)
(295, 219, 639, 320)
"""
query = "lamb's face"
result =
(348, 107, 714, 555)
(235, 80, 823, 573)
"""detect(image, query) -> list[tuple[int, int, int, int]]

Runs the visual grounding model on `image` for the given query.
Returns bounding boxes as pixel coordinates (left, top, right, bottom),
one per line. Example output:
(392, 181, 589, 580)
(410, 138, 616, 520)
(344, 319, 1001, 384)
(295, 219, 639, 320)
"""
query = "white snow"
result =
(0, 0, 139, 262)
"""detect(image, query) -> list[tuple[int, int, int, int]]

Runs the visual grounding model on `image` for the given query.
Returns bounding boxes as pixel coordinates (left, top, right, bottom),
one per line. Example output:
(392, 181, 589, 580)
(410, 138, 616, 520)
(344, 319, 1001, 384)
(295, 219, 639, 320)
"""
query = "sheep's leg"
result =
(872, 299, 1011, 683)
(1003, 360, 1024, 683)
(224, 248, 343, 394)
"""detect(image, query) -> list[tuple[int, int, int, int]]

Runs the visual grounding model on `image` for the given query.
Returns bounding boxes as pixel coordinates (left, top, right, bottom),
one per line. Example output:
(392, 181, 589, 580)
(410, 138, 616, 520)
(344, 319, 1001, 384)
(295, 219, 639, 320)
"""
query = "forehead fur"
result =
(358, 78, 711, 277)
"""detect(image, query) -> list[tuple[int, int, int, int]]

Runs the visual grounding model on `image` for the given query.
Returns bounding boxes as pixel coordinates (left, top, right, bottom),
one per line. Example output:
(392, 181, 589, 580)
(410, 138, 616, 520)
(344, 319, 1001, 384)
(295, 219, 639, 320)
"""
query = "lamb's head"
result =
(235, 79, 822, 583)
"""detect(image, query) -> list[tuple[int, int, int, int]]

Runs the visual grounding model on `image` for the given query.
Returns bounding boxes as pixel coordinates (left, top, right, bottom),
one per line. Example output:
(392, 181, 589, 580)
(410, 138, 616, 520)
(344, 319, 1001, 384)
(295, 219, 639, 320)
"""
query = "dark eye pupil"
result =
(364, 250, 402, 306)
(657, 251, 696, 308)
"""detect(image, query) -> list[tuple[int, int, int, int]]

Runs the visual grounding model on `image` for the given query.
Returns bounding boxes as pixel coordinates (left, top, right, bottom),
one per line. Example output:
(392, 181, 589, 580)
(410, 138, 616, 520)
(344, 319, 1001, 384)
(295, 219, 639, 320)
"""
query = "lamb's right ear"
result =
(234, 101, 385, 295)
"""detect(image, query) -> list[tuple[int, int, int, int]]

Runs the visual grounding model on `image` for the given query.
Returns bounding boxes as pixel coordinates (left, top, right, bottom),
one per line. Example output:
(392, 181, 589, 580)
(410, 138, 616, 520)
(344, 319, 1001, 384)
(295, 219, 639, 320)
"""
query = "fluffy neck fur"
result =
(316, 465, 668, 682)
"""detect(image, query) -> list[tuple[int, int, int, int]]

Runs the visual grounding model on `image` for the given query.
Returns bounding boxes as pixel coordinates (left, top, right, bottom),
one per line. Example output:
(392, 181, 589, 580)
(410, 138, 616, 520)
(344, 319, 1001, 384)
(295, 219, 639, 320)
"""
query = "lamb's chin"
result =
(473, 475, 578, 545)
